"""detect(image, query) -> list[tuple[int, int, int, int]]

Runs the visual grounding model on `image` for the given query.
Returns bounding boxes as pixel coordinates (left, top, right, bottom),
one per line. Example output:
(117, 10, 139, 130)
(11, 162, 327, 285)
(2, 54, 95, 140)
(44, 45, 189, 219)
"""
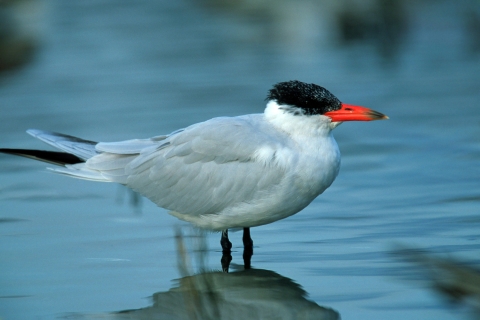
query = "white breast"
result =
(174, 102, 341, 230)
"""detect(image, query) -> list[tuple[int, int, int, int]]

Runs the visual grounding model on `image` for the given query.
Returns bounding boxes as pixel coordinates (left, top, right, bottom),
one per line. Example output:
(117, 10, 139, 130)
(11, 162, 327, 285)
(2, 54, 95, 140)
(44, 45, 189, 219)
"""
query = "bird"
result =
(0, 80, 387, 262)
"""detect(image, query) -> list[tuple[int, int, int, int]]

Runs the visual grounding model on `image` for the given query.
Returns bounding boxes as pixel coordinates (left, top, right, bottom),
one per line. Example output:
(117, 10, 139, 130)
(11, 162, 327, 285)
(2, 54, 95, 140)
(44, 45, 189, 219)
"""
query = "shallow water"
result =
(1, 0, 480, 319)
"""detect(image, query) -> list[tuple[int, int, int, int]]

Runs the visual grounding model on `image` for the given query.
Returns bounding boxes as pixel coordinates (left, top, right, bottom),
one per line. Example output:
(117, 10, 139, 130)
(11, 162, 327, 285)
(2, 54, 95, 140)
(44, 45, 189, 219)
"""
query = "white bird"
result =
(0, 80, 387, 258)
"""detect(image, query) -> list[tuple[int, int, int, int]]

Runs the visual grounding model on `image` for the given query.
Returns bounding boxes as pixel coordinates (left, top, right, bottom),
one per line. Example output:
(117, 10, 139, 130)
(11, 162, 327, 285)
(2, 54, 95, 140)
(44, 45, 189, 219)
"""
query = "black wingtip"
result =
(0, 148, 84, 166)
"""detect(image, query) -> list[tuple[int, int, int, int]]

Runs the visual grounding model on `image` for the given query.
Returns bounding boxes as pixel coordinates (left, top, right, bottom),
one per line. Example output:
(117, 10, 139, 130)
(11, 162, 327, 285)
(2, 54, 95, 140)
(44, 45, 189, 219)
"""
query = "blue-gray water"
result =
(1, 0, 480, 319)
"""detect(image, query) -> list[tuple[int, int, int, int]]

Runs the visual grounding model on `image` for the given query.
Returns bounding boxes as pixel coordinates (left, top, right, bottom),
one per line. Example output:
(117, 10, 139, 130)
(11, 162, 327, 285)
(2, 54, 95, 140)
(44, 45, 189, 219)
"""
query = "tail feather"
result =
(2, 129, 145, 183)
(49, 164, 112, 182)
(27, 129, 98, 160)
(0, 148, 83, 166)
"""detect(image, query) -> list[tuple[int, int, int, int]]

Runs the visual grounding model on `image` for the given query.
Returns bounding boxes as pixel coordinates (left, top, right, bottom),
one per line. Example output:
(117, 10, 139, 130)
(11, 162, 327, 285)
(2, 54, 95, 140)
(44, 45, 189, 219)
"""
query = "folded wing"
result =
(123, 116, 288, 216)
(47, 116, 289, 217)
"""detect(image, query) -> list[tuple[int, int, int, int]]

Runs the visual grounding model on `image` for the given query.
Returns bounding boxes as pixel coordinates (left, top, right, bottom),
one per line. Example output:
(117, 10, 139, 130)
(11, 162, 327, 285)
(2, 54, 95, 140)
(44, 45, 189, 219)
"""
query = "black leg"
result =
(220, 229, 232, 253)
(242, 227, 253, 247)
(243, 227, 253, 270)
(220, 229, 232, 272)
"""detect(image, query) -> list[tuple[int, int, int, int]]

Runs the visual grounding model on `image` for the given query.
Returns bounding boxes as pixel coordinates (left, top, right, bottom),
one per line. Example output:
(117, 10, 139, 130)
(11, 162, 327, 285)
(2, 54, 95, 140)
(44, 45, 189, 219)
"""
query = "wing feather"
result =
(64, 115, 290, 219)
(164, 141, 192, 159)
(124, 115, 289, 217)
(96, 139, 164, 154)
(86, 153, 134, 171)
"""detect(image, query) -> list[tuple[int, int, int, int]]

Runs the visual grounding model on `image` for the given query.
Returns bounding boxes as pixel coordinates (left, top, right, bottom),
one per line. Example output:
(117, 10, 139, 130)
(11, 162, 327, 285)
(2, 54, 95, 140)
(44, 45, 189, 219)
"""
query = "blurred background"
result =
(0, 0, 480, 319)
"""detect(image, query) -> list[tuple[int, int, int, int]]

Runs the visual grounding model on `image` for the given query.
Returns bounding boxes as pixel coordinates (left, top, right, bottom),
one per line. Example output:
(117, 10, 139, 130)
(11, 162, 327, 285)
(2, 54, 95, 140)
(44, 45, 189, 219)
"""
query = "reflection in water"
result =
(113, 269, 340, 320)
(115, 186, 143, 214)
(117, 228, 339, 320)
(71, 228, 340, 320)
(394, 247, 480, 315)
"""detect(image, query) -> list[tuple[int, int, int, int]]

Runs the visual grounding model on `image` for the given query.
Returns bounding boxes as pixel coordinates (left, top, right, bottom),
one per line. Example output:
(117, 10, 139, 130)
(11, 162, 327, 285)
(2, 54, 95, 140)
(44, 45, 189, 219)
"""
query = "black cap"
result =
(266, 80, 342, 115)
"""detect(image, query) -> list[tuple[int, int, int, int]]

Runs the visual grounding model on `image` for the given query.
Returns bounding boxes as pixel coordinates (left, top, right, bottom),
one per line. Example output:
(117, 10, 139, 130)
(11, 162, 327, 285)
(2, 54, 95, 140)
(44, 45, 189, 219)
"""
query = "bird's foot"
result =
(243, 227, 253, 270)
(220, 229, 232, 254)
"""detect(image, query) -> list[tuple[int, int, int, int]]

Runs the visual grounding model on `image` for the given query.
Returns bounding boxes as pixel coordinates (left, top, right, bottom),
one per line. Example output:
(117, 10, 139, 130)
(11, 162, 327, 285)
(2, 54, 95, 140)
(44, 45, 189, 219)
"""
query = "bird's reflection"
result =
(84, 228, 340, 320)
(114, 268, 340, 320)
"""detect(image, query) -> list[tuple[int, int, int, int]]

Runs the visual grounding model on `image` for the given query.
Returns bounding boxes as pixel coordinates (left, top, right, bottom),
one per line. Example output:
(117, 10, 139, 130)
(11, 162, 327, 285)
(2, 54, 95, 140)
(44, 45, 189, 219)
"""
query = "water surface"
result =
(1, 0, 480, 319)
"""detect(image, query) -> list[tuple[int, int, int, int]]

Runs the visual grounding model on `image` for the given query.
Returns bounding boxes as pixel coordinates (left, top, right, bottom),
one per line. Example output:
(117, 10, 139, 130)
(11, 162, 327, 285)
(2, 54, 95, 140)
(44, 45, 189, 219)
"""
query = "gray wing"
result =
(120, 116, 289, 216)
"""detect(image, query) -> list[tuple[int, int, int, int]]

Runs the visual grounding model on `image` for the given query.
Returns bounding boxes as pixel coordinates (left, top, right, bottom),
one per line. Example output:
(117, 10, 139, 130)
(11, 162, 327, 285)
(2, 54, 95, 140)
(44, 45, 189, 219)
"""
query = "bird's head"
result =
(266, 80, 388, 124)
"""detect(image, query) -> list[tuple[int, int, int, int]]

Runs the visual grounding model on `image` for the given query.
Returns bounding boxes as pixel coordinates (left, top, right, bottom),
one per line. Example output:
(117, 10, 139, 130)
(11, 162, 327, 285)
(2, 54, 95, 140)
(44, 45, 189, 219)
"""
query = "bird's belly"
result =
(170, 196, 313, 231)
(170, 165, 338, 231)
(168, 136, 340, 231)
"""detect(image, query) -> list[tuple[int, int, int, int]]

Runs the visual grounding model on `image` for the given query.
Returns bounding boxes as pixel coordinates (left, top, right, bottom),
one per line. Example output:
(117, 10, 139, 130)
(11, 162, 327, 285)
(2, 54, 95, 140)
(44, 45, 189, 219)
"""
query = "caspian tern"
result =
(0, 80, 387, 260)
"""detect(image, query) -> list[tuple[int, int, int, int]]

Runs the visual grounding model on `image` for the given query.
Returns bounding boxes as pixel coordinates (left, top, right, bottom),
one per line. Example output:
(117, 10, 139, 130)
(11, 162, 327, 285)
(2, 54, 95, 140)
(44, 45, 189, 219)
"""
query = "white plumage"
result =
(28, 100, 341, 230)
(3, 81, 387, 253)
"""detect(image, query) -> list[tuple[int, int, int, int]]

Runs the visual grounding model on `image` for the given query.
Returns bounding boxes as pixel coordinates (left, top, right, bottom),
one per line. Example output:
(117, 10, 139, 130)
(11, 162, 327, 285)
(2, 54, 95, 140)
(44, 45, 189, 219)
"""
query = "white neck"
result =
(264, 100, 338, 139)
